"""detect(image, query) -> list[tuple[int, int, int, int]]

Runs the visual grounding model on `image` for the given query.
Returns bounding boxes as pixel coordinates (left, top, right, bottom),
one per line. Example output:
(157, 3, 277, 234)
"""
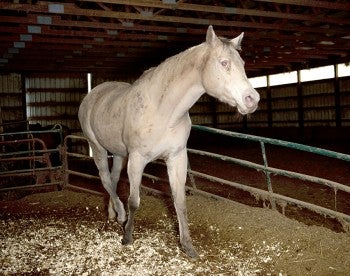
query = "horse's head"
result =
(202, 26, 260, 115)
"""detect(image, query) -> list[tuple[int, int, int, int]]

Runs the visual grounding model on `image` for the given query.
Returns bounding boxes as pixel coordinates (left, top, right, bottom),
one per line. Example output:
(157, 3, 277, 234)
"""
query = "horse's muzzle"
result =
(239, 90, 260, 114)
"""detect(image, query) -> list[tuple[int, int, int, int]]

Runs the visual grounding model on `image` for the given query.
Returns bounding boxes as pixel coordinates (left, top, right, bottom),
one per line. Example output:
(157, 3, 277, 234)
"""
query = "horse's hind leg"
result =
(109, 155, 127, 224)
(90, 143, 126, 224)
(166, 149, 198, 258)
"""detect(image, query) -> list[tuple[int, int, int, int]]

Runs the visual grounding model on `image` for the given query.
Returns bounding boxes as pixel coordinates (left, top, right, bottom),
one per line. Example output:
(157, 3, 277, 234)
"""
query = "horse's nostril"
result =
(245, 95, 255, 107)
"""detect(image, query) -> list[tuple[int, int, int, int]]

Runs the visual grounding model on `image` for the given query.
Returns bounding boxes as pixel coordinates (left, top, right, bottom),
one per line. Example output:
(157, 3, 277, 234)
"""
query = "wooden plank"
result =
(0, 14, 346, 50)
(0, 25, 196, 43)
(255, 0, 350, 11)
(26, 88, 86, 93)
(27, 101, 82, 107)
(0, 3, 347, 35)
(81, 0, 350, 25)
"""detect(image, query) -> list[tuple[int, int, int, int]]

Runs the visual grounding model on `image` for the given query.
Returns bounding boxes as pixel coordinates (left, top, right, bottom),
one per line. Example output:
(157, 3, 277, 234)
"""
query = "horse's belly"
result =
(93, 122, 127, 156)
(127, 115, 191, 161)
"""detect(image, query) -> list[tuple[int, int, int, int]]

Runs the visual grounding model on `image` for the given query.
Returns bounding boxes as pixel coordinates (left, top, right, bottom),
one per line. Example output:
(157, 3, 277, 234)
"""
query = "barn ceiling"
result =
(0, 0, 350, 78)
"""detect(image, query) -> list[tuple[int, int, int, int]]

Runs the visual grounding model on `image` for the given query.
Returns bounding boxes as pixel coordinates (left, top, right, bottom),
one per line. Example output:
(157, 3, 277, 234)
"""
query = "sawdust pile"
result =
(1, 190, 349, 275)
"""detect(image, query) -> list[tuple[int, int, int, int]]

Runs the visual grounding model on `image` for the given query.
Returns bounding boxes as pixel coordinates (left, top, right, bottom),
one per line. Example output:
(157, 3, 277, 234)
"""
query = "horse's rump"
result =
(79, 81, 131, 155)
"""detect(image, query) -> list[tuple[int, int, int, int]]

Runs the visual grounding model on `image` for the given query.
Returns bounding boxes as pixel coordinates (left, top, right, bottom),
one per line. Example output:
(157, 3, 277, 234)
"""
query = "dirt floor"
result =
(1, 130, 349, 275)
(1, 189, 350, 275)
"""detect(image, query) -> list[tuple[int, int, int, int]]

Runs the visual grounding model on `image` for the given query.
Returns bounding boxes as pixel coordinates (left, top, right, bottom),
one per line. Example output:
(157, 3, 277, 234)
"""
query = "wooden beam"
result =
(0, 34, 169, 48)
(0, 14, 346, 48)
(255, 0, 350, 11)
(80, 0, 350, 25)
(0, 25, 196, 43)
(0, 3, 347, 35)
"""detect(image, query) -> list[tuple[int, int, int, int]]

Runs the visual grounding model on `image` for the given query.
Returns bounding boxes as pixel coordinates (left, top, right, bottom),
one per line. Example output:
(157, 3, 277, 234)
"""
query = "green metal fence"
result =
(188, 125, 350, 229)
(62, 126, 350, 231)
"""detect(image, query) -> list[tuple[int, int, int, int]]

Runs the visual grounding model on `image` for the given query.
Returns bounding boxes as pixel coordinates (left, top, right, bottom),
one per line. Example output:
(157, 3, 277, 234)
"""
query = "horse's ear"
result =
(231, 32, 244, 50)
(206, 25, 217, 47)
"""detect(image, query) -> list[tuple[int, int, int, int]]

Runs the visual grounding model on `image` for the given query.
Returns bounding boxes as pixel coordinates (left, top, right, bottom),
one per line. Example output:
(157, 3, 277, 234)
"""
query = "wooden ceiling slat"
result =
(0, 1, 349, 76)
(255, 0, 350, 11)
(0, 14, 342, 46)
(0, 3, 347, 35)
(0, 24, 195, 43)
(81, 0, 350, 25)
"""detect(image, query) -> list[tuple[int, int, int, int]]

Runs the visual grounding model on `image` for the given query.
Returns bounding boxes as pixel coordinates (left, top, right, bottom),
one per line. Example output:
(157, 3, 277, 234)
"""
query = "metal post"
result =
(260, 141, 276, 209)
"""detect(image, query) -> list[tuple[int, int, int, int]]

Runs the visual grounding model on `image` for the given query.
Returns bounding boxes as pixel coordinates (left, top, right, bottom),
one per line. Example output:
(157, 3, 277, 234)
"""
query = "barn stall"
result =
(1, 1, 350, 275)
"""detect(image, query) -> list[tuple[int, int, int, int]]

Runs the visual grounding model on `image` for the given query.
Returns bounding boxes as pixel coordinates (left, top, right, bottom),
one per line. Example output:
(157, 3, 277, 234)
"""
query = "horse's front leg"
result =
(122, 152, 146, 245)
(167, 149, 199, 258)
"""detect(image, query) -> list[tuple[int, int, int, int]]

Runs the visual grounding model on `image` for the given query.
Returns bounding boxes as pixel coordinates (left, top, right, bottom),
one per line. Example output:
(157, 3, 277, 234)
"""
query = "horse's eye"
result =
(220, 60, 230, 71)
(221, 60, 229, 67)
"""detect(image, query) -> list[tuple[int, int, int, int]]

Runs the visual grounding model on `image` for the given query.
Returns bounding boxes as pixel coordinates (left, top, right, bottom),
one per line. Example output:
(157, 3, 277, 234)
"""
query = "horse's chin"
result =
(237, 105, 258, 115)
(225, 98, 257, 115)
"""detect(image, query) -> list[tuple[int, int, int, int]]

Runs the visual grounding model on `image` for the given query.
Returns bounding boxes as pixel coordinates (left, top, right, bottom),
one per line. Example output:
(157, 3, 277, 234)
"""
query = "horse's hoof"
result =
(183, 245, 199, 258)
(121, 236, 133, 245)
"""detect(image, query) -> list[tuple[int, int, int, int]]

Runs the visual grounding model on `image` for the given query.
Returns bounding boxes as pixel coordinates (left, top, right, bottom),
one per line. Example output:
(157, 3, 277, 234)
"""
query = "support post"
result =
(266, 75, 272, 128)
(21, 73, 27, 122)
(334, 64, 341, 127)
(297, 70, 304, 139)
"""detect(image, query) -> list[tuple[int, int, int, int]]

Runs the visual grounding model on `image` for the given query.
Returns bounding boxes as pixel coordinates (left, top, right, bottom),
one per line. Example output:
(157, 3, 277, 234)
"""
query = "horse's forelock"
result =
(218, 36, 240, 52)
(218, 36, 231, 44)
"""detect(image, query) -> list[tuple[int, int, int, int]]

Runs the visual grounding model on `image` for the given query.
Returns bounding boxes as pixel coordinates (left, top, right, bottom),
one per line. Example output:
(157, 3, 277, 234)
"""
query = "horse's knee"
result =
(128, 196, 140, 212)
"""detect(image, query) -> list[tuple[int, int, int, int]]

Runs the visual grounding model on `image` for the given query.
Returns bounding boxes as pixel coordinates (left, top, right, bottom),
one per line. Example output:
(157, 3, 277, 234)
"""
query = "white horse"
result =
(79, 26, 259, 258)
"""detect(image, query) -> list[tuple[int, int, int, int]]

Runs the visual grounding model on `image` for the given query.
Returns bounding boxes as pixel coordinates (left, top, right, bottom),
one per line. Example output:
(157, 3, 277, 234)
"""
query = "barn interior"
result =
(0, 0, 350, 145)
(1, 2, 350, 274)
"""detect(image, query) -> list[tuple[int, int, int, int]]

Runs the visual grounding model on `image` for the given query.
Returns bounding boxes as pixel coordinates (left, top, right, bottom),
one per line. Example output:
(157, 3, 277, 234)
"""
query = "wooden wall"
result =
(189, 76, 350, 132)
(1, 73, 349, 143)
(0, 73, 25, 132)
(25, 74, 87, 133)
(340, 78, 350, 127)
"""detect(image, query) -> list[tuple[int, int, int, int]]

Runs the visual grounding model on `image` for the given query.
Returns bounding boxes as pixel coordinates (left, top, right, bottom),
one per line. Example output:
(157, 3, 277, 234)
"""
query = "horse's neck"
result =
(146, 44, 207, 125)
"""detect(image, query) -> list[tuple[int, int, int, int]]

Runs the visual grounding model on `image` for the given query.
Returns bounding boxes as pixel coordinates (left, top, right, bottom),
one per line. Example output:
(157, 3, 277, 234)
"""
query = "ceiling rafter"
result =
(0, 14, 340, 44)
(0, 0, 349, 76)
(80, 0, 349, 25)
(0, 3, 347, 35)
(255, 0, 350, 11)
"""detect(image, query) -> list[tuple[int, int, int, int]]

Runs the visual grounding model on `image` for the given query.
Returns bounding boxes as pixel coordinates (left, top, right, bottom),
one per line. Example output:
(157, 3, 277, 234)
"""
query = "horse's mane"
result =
(137, 43, 206, 85)
(137, 36, 236, 85)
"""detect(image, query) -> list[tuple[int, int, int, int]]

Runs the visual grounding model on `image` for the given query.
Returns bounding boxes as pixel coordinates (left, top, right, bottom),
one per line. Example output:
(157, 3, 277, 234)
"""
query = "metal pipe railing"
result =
(62, 128, 350, 229)
(187, 148, 350, 194)
(191, 125, 350, 162)
(0, 127, 64, 192)
(190, 125, 350, 226)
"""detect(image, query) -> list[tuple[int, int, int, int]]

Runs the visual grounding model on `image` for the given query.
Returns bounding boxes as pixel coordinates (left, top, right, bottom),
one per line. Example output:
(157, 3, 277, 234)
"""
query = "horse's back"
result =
(81, 81, 130, 106)
(79, 82, 130, 120)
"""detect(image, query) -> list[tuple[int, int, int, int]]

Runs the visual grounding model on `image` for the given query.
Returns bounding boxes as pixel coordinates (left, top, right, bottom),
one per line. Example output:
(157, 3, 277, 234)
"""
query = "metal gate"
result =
(0, 124, 64, 192)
